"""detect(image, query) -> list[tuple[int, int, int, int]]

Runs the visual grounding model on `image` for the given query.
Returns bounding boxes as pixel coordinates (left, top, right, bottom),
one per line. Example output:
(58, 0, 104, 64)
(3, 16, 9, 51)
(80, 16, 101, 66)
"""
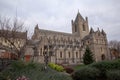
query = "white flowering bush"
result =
(16, 75, 29, 80)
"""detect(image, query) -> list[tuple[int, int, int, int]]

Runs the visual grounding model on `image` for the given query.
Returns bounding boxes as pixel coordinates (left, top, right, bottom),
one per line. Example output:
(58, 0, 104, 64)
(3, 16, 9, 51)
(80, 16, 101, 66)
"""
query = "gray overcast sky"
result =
(0, 0, 120, 41)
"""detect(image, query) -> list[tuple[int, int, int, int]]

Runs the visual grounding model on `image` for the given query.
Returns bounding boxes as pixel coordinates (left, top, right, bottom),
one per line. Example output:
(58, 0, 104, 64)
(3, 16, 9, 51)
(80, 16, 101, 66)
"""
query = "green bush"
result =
(11, 60, 26, 70)
(48, 63, 64, 72)
(88, 60, 120, 79)
(48, 63, 56, 69)
(72, 67, 100, 80)
(90, 60, 120, 70)
(107, 70, 120, 80)
(72, 60, 120, 80)
(1, 61, 72, 80)
(0, 61, 41, 80)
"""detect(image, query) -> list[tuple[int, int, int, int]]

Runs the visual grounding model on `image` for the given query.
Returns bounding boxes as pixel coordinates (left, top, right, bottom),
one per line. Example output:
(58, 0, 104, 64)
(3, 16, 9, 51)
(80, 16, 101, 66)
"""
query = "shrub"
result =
(1, 61, 72, 80)
(56, 63, 66, 68)
(64, 67, 74, 74)
(56, 65, 64, 72)
(11, 60, 26, 70)
(48, 72, 73, 80)
(90, 60, 120, 71)
(72, 67, 100, 80)
(48, 63, 56, 69)
(87, 60, 120, 80)
(106, 70, 120, 80)
(26, 62, 37, 69)
(48, 63, 64, 72)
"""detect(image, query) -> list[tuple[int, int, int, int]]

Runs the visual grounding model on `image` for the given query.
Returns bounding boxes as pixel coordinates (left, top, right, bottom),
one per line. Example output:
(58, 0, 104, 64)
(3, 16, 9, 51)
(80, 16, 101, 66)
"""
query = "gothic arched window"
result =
(101, 54, 105, 60)
(60, 52, 62, 58)
(40, 48, 42, 55)
(76, 52, 78, 58)
(68, 52, 71, 58)
(83, 24, 86, 31)
(75, 25, 77, 32)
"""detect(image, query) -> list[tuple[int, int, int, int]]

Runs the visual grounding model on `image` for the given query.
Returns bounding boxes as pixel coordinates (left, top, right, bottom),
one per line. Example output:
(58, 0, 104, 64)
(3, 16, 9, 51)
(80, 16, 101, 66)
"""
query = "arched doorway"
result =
(101, 54, 105, 60)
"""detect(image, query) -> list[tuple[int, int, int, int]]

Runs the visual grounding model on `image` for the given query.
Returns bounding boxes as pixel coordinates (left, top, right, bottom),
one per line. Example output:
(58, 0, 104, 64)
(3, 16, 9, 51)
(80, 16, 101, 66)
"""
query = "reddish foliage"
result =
(56, 63, 74, 74)
(64, 66, 74, 74)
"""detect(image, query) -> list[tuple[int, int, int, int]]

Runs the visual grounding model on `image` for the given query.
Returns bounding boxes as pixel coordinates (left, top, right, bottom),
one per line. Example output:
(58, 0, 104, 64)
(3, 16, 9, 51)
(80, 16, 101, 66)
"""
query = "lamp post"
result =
(43, 45, 49, 70)
(43, 33, 53, 70)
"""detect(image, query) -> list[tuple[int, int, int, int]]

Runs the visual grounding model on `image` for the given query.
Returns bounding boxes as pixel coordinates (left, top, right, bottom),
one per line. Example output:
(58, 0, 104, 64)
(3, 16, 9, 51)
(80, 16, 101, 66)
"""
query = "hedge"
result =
(72, 67, 100, 80)
(72, 59, 120, 80)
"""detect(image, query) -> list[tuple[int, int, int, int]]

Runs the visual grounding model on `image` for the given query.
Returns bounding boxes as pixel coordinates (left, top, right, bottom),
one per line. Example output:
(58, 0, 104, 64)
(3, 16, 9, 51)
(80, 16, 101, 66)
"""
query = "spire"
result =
(85, 17, 88, 22)
(97, 27, 101, 36)
(71, 20, 73, 24)
(78, 9, 79, 13)
(102, 29, 106, 35)
(97, 27, 101, 33)
(90, 27, 94, 34)
(75, 11, 84, 22)
(97, 27, 100, 32)
(35, 24, 39, 30)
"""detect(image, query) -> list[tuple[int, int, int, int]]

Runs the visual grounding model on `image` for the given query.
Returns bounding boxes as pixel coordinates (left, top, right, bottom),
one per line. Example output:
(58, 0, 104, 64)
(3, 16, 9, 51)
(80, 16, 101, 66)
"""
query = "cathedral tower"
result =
(72, 11, 89, 39)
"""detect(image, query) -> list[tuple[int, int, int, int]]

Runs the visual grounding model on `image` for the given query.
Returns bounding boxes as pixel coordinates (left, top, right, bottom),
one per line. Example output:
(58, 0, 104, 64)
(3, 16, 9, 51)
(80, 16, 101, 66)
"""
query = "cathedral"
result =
(26, 12, 109, 65)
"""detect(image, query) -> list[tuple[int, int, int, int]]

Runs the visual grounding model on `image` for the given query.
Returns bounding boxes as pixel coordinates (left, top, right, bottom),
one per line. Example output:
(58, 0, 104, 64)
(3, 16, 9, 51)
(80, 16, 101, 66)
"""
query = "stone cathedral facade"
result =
(28, 12, 109, 65)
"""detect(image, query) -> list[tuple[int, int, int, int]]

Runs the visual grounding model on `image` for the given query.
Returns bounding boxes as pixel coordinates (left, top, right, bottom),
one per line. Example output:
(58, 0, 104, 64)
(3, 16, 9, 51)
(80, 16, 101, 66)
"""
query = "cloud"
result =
(0, 0, 120, 41)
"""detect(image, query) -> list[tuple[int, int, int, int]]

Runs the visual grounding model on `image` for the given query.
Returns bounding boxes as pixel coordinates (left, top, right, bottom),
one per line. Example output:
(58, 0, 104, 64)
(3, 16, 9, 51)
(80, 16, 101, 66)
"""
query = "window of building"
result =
(83, 24, 86, 31)
(76, 52, 78, 58)
(101, 54, 105, 60)
(88, 41, 89, 44)
(60, 52, 62, 58)
(40, 48, 42, 55)
(68, 52, 71, 58)
(75, 25, 77, 32)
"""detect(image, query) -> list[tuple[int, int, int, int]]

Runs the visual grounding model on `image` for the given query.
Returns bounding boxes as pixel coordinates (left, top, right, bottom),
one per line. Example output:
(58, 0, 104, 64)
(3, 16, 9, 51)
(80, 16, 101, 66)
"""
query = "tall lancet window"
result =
(60, 52, 62, 58)
(75, 25, 77, 32)
(83, 24, 86, 31)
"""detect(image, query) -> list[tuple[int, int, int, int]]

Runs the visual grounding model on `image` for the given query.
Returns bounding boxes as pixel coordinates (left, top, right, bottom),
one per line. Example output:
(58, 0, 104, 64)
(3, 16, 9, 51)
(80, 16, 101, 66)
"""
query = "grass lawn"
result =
(73, 64, 86, 71)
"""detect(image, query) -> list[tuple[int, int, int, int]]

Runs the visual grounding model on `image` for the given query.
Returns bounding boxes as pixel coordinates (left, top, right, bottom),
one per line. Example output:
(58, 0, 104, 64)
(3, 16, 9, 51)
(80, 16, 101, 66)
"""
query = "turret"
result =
(90, 27, 94, 34)
(97, 28, 100, 32)
(32, 24, 39, 40)
(35, 24, 39, 30)
(101, 29, 106, 35)
(85, 17, 88, 22)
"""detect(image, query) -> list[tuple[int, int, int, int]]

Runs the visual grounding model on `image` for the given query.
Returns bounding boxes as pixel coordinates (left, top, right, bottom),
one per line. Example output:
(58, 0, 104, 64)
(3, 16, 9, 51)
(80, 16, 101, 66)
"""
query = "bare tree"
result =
(109, 40, 120, 59)
(0, 16, 27, 59)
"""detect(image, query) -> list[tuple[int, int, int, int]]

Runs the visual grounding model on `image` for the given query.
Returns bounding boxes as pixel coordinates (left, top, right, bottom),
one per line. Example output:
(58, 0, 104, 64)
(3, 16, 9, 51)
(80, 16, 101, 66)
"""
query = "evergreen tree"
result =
(83, 46, 94, 65)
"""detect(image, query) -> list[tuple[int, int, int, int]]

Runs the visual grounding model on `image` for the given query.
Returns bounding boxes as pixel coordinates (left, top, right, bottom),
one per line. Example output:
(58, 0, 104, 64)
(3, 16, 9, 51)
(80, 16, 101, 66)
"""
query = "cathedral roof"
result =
(82, 35, 91, 41)
(39, 29, 73, 36)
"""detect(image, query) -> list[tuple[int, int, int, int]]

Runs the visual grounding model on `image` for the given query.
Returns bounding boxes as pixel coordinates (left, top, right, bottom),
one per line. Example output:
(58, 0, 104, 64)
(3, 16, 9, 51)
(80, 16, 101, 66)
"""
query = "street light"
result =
(43, 45, 49, 70)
